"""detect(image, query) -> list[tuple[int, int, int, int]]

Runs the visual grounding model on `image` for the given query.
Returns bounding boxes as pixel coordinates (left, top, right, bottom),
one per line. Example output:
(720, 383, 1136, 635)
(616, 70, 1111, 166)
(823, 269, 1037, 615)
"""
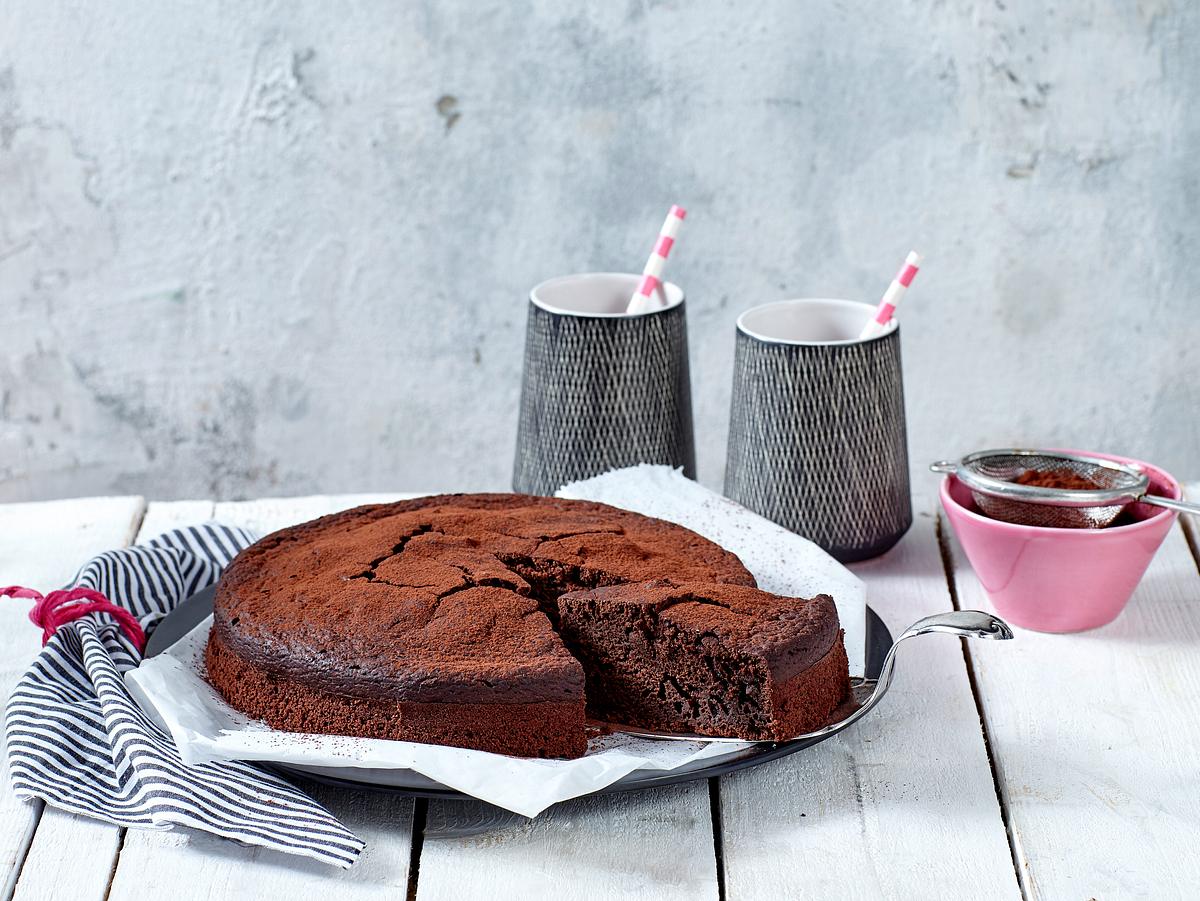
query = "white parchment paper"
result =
(127, 467, 866, 817)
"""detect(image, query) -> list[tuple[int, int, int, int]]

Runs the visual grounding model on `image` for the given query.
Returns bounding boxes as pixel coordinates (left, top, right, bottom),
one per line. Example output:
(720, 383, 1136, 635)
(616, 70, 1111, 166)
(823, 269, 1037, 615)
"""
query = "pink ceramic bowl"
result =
(939, 449, 1181, 633)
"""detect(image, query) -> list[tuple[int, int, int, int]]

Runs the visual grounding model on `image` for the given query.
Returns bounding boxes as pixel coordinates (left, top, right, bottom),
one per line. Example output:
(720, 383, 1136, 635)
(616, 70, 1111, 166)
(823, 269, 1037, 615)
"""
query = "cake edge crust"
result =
(204, 626, 590, 759)
(768, 631, 851, 740)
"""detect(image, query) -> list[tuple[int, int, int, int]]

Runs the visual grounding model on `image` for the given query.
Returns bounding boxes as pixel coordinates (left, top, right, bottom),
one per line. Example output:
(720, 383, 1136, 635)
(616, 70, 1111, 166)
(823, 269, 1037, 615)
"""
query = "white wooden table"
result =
(2, 490, 1199, 900)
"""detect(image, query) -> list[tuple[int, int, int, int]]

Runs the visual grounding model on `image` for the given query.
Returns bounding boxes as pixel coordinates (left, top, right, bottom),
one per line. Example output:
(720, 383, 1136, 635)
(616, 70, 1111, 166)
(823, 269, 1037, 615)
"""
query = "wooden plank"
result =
(135, 500, 217, 542)
(417, 784, 719, 901)
(0, 496, 146, 901)
(214, 495, 418, 533)
(211, 493, 422, 537)
(0, 497, 146, 589)
(945, 494, 1200, 899)
(105, 495, 420, 899)
(719, 503, 1023, 900)
(108, 782, 414, 901)
(11, 500, 209, 901)
(964, 516, 1200, 898)
(10, 812, 123, 901)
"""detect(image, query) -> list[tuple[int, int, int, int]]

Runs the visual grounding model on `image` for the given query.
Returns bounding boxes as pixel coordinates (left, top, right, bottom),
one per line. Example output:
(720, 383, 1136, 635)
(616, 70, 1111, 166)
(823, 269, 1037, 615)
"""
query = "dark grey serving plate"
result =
(145, 586, 892, 799)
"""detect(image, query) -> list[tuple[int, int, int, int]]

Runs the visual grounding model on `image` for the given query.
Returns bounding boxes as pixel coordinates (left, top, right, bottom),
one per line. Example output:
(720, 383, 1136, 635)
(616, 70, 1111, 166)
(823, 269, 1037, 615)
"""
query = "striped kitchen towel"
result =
(3, 524, 365, 868)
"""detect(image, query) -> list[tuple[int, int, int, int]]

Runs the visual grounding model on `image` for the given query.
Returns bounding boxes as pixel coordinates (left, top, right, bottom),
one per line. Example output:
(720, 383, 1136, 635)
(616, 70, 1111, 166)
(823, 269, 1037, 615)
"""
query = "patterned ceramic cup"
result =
(724, 298, 912, 562)
(513, 273, 696, 495)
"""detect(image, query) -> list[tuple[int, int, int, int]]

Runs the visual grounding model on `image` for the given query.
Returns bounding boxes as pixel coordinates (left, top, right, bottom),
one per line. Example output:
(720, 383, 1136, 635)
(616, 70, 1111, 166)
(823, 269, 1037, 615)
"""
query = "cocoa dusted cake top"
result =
(557, 579, 841, 683)
(213, 494, 755, 705)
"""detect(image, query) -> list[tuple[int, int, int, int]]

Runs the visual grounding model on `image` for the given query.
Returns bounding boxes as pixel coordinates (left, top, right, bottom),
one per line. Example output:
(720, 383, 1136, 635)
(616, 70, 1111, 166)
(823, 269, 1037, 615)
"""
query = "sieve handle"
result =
(1140, 495, 1200, 518)
(929, 460, 958, 474)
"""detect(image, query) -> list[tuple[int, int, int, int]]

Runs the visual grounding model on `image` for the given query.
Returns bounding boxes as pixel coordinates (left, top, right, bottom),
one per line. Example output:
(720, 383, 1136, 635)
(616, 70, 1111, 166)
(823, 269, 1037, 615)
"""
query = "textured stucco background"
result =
(2, 0, 1197, 502)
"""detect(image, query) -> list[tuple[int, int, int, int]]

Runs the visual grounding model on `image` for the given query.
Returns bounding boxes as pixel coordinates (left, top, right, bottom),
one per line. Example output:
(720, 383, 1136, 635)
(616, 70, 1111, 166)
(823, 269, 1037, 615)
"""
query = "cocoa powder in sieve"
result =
(1013, 469, 1102, 491)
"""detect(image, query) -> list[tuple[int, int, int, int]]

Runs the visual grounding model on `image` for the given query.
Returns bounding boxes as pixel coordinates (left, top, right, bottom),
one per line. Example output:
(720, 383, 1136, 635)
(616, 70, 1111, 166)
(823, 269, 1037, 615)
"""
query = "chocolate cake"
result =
(205, 493, 754, 758)
(557, 580, 850, 740)
(205, 493, 851, 758)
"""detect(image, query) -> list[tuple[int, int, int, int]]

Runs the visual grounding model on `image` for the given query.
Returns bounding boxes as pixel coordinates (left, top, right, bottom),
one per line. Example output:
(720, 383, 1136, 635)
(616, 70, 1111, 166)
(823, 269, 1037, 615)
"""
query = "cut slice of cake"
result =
(556, 580, 851, 741)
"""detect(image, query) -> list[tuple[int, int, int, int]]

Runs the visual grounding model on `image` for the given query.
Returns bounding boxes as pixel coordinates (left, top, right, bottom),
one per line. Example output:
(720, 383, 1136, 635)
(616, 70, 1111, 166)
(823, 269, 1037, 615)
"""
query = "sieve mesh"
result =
(956, 451, 1146, 529)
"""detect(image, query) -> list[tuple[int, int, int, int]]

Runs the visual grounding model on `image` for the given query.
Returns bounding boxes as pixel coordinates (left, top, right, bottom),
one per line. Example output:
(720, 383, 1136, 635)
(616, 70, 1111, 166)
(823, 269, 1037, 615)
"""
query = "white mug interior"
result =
(737, 298, 895, 345)
(531, 272, 684, 317)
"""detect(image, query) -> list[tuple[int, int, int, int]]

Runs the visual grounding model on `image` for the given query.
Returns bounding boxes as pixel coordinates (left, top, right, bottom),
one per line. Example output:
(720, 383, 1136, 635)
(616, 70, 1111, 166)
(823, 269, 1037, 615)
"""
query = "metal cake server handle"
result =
(613, 610, 1014, 745)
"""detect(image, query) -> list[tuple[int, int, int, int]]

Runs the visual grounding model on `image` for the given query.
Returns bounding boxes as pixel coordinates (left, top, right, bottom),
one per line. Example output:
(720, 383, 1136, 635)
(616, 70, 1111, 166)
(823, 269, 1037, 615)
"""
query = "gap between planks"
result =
(100, 829, 127, 901)
(405, 798, 427, 901)
(1179, 505, 1200, 577)
(940, 484, 1200, 899)
(935, 514, 1030, 901)
(707, 779, 727, 901)
(717, 502, 1021, 900)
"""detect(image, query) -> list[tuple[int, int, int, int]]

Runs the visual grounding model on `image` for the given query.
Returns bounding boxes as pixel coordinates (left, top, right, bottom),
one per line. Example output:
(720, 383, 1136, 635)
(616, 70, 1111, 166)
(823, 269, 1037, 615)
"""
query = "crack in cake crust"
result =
(347, 523, 435, 583)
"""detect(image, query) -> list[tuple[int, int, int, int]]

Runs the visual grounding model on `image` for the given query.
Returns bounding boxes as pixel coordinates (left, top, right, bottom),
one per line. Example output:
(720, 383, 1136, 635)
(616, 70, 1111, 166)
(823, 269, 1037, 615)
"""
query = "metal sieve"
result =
(930, 449, 1200, 529)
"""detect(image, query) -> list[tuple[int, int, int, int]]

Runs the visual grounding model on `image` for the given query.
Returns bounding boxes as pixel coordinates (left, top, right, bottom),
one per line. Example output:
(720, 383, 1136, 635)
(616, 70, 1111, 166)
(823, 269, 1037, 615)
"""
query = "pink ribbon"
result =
(1, 585, 146, 653)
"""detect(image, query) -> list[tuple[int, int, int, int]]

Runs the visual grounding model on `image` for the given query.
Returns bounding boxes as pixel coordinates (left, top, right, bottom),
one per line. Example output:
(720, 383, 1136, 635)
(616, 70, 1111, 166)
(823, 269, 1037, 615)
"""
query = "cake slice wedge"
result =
(556, 580, 851, 740)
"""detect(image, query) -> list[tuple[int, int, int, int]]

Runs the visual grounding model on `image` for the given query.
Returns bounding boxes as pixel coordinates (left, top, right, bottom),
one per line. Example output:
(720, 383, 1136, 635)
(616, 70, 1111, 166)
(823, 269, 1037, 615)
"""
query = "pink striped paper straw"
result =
(859, 251, 922, 339)
(625, 205, 686, 315)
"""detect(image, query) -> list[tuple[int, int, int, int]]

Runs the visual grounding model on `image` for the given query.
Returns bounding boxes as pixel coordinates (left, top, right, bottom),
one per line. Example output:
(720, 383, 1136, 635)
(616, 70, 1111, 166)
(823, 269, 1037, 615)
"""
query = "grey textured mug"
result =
(513, 273, 696, 495)
(724, 298, 912, 562)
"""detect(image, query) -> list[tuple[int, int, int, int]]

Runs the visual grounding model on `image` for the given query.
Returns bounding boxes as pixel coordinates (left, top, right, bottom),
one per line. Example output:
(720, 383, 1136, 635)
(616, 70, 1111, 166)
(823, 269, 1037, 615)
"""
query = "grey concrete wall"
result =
(2, 0, 1197, 502)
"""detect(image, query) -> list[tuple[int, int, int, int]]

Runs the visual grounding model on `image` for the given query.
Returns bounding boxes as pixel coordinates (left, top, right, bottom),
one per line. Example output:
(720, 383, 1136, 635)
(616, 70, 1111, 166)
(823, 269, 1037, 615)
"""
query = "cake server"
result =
(610, 610, 1013, 745)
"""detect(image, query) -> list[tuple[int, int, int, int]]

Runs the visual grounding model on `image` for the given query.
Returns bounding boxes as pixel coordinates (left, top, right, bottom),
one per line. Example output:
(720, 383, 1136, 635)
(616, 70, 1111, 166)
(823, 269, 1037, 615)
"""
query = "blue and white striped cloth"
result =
(4, 524, 365, 868)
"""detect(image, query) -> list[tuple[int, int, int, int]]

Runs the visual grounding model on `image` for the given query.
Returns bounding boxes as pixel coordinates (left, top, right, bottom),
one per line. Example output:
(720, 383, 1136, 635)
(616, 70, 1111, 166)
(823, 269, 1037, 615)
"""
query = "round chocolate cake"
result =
(205, 493, 850, 758)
